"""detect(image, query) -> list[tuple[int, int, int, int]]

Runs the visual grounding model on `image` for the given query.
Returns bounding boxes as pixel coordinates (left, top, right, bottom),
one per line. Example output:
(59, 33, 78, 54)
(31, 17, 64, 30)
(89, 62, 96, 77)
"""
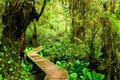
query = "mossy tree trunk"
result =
(0, 0, 46, 58)
(69, 0, 119, 80)
(70, 0, 100, 69)
(101, 0, 119, 80)
(0, 0, 46, 78)
(70, 0, 86, 44)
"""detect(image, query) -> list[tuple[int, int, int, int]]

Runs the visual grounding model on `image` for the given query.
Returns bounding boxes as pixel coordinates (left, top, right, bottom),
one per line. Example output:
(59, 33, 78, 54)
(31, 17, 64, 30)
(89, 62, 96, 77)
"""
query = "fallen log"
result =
(26, 46, 69, 80)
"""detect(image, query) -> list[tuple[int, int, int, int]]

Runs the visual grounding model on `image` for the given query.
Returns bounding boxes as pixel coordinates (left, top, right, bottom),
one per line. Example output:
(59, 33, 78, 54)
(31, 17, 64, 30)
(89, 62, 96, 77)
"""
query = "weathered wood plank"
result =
(27, 46, 69, 80)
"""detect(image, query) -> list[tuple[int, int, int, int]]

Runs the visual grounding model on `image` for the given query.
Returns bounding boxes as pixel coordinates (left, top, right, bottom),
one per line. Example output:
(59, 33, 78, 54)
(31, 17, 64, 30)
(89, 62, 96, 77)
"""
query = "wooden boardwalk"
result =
(27, 46, 69, 80)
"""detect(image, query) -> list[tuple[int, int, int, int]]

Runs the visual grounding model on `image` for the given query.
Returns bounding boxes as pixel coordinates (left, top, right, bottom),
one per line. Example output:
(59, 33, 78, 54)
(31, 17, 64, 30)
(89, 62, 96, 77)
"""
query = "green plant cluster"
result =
(25, 38, 105, 80)
(80, 68, 105, 80)
(0, 43, 34, 80)
(55, 55, 105, 80)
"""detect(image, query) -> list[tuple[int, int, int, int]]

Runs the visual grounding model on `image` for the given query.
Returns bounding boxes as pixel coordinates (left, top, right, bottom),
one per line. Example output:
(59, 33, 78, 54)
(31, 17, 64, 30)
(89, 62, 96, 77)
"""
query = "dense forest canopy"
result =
(0, 0, 120, 80)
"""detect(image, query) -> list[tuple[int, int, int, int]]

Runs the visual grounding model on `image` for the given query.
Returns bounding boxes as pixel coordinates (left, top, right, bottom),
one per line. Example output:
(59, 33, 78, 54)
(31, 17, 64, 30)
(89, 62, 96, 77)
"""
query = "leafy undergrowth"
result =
(0, 37, 106, 80)
(25, 38, 106, 80)
(0, 36, 106, 80)
(0, 45, 34, 80)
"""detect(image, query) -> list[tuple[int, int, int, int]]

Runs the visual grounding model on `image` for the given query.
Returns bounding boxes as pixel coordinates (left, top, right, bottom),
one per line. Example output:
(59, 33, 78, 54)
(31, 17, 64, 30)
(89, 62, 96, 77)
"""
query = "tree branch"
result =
(38, 0, 46, 20)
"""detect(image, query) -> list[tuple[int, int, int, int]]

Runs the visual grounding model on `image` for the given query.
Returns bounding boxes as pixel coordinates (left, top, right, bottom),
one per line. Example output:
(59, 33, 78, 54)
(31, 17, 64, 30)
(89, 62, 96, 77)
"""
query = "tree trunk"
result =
(70, 0, 85, 44)
(101, 0, 119, 80)
(1, 0, 46, 58)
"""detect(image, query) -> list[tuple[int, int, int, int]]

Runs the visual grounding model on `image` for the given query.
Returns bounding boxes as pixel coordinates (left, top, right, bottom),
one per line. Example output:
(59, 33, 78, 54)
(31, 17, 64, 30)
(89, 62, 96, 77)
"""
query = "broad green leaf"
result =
(70, 73, 77, 80)
(8, 58, 13, 64)
(3, 46, 7, 51)
(0, 67, 2, 71)
(80, 76, 86, 80)
(0, 52, 4, 56)
(96, 73, 105, 80)
(0, 75, 2, 80)
(87, 71, 92, 80)
(56, 61, 66, 68)
(9, 68, 13, 71)
(82, 68, 88, 80)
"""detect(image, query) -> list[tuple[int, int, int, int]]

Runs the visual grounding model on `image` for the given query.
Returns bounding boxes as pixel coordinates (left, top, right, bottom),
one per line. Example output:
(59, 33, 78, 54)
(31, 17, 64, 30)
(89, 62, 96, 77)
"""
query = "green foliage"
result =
(2, 0, 119, 79)
(37, 37, 106, 80)
(80, 68, 105, 80)
(21, 59, 33, 72)
(0, 44, 34, 79)
(69, 73, 77, 80)
(56, 61, 67, 68)
(0, 75, 2, 80)
(26, 0, 70, 44)
(24, 47, 34, 54)
(55, 56, 104, 80)
(29, 34, 106, 80)
(68, 60, 89, 74)
(104, 11, 120, 35)
(67, 60, 89, 80)
(39, 38, 78, 60)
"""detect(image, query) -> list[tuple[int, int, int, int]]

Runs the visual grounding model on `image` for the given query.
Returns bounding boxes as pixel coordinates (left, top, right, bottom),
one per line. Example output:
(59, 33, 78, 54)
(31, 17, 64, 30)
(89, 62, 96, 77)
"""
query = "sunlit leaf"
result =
(0, 75, 2, 80)
(69, 73, 77, 80)
(3, 46, 7, 51)
(87, 71, 92, 80)
(9, 68, 13, 71)
(0, 67, 2, 71)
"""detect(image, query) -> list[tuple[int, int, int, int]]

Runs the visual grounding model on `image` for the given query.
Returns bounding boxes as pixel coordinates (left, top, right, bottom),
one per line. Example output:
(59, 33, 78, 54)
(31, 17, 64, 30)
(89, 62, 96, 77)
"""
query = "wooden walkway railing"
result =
(26, 46, 69, 80)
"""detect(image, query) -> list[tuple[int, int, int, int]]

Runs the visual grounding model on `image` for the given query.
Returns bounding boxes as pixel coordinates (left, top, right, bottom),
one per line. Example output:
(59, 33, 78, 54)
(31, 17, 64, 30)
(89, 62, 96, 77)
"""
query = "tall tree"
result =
(70, 0, 86, 44)
(69, 0, 120, 80)
(0, 0, 46, 58)
(101, 0, 119, 80)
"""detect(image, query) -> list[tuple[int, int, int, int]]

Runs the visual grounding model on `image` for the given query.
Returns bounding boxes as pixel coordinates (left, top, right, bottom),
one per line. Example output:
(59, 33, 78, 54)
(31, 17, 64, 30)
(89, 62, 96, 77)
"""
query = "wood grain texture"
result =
(27, 46, 69, 80)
